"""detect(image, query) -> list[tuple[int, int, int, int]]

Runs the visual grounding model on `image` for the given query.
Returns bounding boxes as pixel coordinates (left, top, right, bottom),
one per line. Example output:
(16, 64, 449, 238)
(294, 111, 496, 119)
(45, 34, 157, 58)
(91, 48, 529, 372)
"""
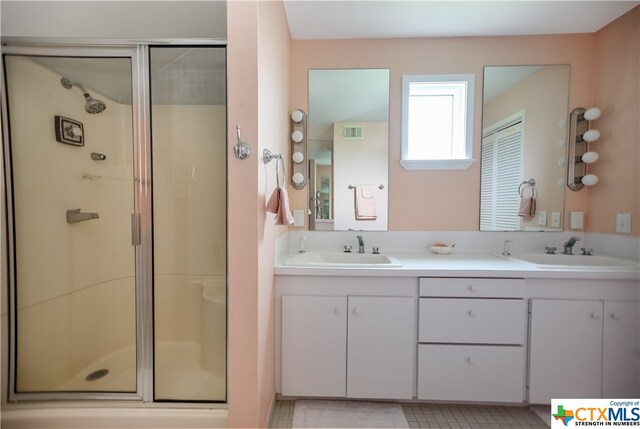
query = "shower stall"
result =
(1, 42, 227, 405)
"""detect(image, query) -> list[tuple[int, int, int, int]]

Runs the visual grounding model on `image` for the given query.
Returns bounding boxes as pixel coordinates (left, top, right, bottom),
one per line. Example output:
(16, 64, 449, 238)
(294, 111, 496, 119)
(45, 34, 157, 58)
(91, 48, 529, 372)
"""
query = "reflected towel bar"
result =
(348, 184, 384, 190)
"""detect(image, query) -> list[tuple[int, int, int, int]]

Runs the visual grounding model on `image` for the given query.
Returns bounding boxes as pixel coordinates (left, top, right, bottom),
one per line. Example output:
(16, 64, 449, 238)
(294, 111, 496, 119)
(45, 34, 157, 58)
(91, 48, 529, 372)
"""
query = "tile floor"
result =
(270, 400, 550, 429)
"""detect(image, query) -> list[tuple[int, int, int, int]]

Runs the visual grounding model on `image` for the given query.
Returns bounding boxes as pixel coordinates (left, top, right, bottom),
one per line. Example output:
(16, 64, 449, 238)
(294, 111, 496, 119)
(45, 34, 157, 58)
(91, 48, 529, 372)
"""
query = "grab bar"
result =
(67, 209, 99, 223)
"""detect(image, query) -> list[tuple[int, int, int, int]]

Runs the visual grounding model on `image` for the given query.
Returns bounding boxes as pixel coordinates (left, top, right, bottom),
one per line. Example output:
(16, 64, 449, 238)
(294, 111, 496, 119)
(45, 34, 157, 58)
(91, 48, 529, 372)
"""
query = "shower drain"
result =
(85, 368, 109, 381)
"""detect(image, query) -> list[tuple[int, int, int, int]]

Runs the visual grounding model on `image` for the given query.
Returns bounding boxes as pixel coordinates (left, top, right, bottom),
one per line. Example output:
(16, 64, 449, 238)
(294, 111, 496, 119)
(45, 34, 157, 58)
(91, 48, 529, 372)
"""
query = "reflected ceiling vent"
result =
(343, 126, 364, 139)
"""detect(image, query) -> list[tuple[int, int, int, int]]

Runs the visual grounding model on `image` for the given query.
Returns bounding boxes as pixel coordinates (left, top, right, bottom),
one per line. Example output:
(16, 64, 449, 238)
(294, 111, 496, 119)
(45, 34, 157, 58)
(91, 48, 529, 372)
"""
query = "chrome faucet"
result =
(562, 236, 581, 255)
(356, 235, 365, 254)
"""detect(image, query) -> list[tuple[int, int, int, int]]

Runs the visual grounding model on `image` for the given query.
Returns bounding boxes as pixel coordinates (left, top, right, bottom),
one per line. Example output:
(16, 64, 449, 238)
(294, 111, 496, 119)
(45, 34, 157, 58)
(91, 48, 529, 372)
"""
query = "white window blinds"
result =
(480, 121, 523, 231)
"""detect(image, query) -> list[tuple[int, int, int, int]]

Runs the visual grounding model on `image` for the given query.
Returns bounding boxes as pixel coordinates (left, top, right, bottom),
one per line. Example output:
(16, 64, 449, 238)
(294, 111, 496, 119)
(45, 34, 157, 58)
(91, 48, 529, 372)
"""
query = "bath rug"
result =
(292, 399, 409, 428)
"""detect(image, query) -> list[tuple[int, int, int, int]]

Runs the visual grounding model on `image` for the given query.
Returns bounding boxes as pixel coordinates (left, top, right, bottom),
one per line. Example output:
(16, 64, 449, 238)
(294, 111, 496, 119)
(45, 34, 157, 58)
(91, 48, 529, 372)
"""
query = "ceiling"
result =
(283, 1, 639, 40)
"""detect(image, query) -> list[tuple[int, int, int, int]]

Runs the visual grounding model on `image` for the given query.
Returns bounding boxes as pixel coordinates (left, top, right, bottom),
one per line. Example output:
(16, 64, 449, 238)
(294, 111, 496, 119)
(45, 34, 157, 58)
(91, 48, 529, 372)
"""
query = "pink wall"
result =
(228, 0, 291, 427)
(227, 1, 260, 426)
(256, 0, 291, 426)
(587, 6, 640, 236)
(289, 35, 595, 230)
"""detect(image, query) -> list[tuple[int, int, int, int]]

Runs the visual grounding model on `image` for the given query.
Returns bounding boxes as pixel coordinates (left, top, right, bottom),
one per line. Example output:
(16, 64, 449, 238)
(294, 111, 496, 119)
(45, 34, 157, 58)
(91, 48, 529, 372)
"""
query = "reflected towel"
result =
(518, 197, 536, 218)
(266, 187, 294, 225)
(354, 184, 377, 220)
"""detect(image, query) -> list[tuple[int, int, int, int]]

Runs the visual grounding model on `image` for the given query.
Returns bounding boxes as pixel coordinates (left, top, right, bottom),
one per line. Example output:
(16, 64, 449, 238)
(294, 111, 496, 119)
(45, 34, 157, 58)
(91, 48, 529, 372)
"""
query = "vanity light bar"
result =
(290, 109, 308, 190)
(567, 107, 601, 191)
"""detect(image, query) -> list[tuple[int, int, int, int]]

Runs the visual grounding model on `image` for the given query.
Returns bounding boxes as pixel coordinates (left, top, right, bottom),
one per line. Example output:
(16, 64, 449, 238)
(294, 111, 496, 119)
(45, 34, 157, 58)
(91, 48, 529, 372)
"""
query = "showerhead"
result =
(61, 77, 107, 114)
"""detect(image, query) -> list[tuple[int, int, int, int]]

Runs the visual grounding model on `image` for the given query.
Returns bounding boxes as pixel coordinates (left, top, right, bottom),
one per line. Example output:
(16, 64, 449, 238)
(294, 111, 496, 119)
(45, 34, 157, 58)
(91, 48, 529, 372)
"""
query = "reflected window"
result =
(401, 74, 475, 170)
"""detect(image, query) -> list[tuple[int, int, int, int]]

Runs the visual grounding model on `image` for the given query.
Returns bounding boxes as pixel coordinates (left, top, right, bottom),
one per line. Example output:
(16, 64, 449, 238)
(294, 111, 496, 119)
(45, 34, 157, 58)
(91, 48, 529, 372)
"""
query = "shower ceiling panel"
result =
(32, 48, 225, 105)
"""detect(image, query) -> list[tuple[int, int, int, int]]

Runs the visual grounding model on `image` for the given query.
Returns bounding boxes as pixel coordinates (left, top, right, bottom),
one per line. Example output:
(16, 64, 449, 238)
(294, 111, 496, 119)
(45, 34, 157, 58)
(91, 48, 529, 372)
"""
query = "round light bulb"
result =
(292, 130, 304, 143)
(559, 119, 567, 129)
(292, 172, 304, 184)
(558, 138, 566, 148)
(582, 129, 600, 142)
(291, 110, 304, 123)
(292, 151, 304, 163)
(583, 107, 601, 121)
(581, 174, 599, 186)
(558, 177, 565, 187)
(581, 151, 599, 164)
(558, 157, 565, 167)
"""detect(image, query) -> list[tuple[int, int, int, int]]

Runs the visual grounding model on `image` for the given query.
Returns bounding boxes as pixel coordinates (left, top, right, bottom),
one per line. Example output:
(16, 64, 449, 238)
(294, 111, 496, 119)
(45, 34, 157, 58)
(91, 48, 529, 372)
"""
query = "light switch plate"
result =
(538, 210, 547, 226)
(293, 209, 305, 227)
(616, 213, 631, 234)
(551, 212, 561, 228)
(570, 211, 584, 230)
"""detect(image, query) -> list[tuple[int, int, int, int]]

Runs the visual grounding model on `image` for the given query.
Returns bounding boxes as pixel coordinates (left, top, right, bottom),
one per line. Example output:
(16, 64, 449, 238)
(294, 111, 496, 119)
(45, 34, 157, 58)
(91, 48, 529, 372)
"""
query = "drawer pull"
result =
(466, 357, 475, 365)
(468, 284, 477, 292)
(467, 310, 477, 317)
(590, 312, 601, 320)
(611, 312, 621, 320)
(353, 307, 361, 316)
(334, 307, 342, 315)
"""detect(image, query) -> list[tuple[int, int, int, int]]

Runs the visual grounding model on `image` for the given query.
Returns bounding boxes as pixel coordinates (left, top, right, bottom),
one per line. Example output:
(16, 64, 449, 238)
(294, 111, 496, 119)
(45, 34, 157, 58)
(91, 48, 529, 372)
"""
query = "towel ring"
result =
(263, 148, 285, 188)
(518, 178, 537, 198)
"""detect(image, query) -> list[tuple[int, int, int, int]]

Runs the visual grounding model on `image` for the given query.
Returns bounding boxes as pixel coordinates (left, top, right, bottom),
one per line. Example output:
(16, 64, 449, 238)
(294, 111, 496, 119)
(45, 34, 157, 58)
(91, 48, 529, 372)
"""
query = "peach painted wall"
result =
(257, 0, 291, 426)
(587, 6, 640, 236)
(228, 0, 291, 427)
(227, 0, 260, 426)
(289, 35, 595, 230)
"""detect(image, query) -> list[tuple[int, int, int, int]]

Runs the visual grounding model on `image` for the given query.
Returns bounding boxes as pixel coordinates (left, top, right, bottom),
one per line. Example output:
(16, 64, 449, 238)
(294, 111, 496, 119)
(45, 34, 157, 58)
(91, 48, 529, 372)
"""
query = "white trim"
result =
(401, 73, 475, 171)
(400, 159, 476, 170)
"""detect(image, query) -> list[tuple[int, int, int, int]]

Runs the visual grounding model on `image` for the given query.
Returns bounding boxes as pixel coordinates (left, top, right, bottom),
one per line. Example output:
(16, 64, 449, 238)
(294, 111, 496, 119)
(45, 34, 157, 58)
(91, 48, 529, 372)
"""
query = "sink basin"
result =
(508, 253, 640, 269)
(284, 251, 402, 268)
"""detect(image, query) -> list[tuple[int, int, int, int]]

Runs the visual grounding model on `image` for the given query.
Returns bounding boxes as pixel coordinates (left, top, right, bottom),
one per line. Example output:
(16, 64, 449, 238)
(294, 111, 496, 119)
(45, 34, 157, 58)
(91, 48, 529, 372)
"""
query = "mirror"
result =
(308, 69, 390, 231)
(480, 65, 570, 231)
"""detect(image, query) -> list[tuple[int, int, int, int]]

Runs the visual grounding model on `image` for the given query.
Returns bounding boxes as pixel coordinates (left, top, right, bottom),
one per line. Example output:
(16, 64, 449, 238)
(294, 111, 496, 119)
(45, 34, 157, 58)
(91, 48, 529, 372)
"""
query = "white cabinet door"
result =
(603, 301, 640, 398)
(347, 296, 414, 399)
(281, 295, 347, 397)
(529, 299, 603, 403)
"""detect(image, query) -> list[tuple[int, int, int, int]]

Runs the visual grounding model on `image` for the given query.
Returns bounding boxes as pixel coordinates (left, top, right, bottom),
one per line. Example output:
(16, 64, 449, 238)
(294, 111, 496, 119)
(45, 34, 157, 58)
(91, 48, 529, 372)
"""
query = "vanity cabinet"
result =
(417, 278, 527, 403)
(281, 294, 414, 399)
(529, 299, 640, 403)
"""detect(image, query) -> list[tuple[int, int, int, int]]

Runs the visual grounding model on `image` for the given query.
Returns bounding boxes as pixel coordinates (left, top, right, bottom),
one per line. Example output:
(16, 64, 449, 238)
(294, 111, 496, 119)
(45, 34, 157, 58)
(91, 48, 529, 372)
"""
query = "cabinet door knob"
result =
(611, 312, 621, 320)
(590, 312, 601, 320)
(334, 307, 342, 315)
(353, 307, 361, 316)
(468, 284, 477, 292)
(466, 357, 475, 365)
(467, 310, 476, 317)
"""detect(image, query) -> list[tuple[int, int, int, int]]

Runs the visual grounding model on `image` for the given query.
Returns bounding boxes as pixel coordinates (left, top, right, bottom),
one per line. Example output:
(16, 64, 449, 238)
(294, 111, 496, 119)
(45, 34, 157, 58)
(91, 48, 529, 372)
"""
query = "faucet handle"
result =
(581, 247, 594, 256)
(372, 246, 380, 254)
(545, 246, 557, 254)
(344, 245, 352, 253)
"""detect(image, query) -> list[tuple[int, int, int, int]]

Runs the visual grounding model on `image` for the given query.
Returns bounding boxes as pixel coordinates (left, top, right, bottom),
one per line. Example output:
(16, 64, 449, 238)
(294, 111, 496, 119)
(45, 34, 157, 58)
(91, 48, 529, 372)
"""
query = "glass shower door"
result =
(4, 54, 137, 393)
(150, 46, 227, 402)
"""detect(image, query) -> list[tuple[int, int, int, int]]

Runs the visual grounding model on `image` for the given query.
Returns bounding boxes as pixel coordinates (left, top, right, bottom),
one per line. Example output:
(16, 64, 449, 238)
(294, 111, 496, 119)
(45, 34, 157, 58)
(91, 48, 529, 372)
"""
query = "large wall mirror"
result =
(308, 69, 390, 231)
(480, 65, 570, 231)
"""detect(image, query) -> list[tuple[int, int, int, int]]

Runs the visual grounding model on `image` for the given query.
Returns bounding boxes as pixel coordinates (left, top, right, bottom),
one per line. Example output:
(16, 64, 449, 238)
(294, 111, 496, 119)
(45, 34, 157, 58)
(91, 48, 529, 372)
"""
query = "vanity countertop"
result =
(275, 250, 640, 280)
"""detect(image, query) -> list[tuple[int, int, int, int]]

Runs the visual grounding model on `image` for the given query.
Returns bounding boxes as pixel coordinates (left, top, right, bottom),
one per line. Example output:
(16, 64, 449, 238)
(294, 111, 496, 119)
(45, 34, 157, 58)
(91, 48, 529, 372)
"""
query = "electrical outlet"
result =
(616, 213, 631, 234)
(538, 210, 547, 226)
(551, 212, 561, 228)
(293, 209, 305, 227)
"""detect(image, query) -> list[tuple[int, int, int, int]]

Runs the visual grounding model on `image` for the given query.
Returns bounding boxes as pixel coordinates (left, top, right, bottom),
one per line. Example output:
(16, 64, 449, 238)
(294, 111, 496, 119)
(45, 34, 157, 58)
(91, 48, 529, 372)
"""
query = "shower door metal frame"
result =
(1, 43, 153, 402)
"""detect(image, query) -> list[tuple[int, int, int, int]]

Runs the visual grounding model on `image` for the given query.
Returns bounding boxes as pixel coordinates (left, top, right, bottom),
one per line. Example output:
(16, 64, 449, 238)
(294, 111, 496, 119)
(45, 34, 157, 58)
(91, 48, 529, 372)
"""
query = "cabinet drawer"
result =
(419, 278, 524, 298)
(418, 344, 525, 403)
(419, 298, 526, 344)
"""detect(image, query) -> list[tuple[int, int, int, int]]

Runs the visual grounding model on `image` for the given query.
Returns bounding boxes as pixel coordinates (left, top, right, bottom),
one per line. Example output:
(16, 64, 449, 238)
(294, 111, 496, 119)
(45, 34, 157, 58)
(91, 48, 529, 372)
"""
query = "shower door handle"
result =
(131, 213, 141, 246)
